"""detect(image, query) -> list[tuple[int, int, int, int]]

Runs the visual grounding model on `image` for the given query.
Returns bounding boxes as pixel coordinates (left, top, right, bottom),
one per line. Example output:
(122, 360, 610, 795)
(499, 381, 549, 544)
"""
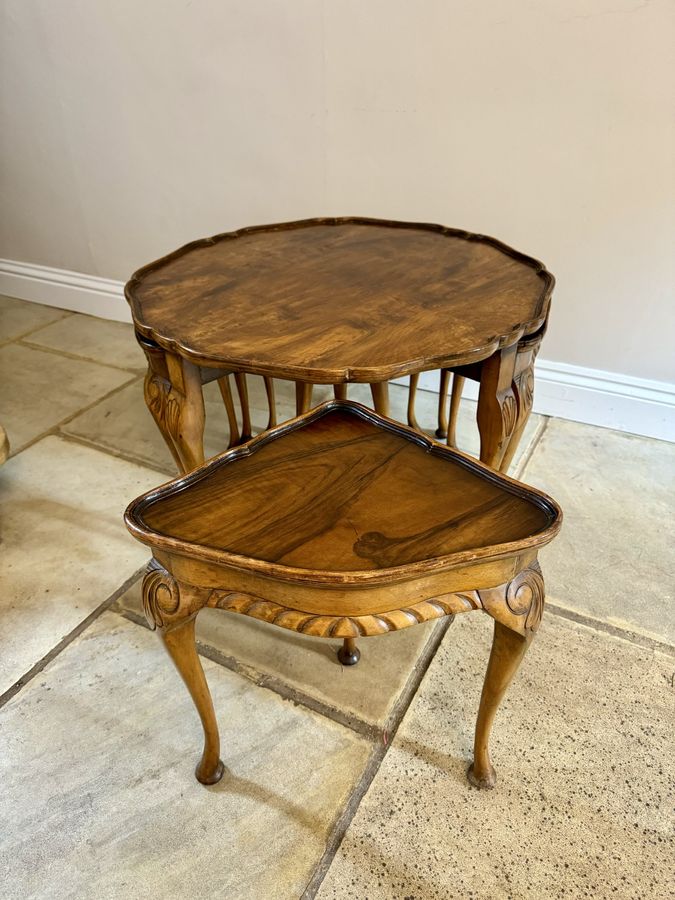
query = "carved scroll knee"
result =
(143, 563, 224, 785)
(469, 562, 544, 788)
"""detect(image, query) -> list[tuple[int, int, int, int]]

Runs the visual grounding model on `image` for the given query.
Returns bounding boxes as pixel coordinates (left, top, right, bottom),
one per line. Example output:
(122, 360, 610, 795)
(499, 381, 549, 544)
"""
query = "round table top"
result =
(126, 217, 554, 383)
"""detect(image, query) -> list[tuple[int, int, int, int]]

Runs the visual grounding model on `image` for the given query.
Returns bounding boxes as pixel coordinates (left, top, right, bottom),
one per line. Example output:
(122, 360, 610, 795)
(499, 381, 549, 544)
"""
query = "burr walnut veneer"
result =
(125, 401, 561, 789)
(126, 217, 554, 473)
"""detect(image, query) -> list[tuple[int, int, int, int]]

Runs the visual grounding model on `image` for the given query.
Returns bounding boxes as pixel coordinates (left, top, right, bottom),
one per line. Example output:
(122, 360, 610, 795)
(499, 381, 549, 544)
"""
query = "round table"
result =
(126, 217, 553, 473)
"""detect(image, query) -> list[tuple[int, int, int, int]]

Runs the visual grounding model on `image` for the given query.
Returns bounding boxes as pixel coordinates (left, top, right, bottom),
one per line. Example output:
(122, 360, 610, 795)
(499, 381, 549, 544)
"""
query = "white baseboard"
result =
(0, 258, 130, 322)
(396, 365, 674, 443)
(2, 257, 673, 442)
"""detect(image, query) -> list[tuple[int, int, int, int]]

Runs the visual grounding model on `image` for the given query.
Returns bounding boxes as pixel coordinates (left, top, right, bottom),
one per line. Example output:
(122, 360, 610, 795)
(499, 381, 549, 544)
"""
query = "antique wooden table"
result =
(126, 218, 554, 473)
(125, 401, 562, 788)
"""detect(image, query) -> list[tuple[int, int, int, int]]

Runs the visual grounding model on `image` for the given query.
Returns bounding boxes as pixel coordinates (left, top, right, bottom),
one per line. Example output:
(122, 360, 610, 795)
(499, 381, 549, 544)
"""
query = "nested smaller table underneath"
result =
(125, 401, 561, 789)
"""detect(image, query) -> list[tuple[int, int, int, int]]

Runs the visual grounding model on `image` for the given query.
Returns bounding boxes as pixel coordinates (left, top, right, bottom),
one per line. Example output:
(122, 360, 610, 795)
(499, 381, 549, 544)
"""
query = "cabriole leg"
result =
(499, 344, 538, 473)
(163, 353, 206, 473)
(477, 345, 518, 469)
(447, 373, 465, 448)
(138, 335, 205, 473)
(370, 381, 390, 416)
(160, 618, 224, 785)
(217, 374, 241, 448)
(499, 370, 533, 473)
(143, 564, 223, 785)
(435, 369, 450, 439)
(407, 373, 421, 431)
(296, 381, 313, 415)
(264, 376, 278, 428)
(234, 372, 253, 441)
(468, 620, 531, 789)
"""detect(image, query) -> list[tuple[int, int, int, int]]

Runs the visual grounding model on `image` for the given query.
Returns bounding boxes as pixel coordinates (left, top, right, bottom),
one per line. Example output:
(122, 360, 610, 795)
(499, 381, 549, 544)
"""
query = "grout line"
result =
(301, 743, 386, 898)
(300, 593, 675, 897)
(6, 373, 141, 460)
(0, 309, 75, 346)
(546, 602, 675, 657)
(57, 431, 175, 478)
(117, 605, 380, 740)
(0, 565, 149, 711)
(18, 337, 145, 374)
(300, 616, 454, 899)
(117, 606, 379, 737)
(198, 644, 379, 739)
(512, 415, 550, 480)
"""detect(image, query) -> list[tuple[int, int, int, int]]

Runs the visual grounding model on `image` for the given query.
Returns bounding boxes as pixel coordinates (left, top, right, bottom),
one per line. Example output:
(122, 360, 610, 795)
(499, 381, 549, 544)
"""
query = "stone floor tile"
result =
(317, 613, 675, 900)
(61, 378, 240, 474)
(24, 313, 146, 372)
(115, 578, 445, 730)
(0, 436, 164, 694)
(0, 612, 371, 900)
(0, 294, 71, 342)
(0, 342, 134, 453)
(59, 377, 359, 475)
(520, 418, 675, 644)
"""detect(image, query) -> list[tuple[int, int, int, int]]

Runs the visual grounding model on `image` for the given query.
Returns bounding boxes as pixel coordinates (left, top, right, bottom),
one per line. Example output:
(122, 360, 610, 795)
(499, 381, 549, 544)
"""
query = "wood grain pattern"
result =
(126, 218, 553, 383)
(126, 402, 560, 581)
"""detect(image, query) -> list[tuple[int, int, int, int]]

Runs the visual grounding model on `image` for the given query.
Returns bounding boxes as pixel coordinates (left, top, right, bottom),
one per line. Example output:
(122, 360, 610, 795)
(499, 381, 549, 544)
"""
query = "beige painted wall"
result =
(2, 1, 673, 381)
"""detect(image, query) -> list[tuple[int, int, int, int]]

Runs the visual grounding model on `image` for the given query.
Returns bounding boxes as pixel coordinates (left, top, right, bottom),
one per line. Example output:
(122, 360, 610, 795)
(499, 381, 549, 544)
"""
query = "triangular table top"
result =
(126, 402, 560, 586)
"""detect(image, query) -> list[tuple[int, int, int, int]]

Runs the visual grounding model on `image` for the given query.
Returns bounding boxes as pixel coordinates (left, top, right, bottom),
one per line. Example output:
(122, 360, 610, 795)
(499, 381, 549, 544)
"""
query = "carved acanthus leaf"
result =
(514, 368, 535, 416)
(500, 391, 518, 437)
(144, 374, 182, 439)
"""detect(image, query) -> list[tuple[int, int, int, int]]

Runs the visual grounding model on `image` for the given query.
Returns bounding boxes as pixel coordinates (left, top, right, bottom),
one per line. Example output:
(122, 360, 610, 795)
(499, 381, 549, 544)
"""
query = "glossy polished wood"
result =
(132, 408, 555, 575)
(127, 218, 553, 383)
(125, 401, 562, 789)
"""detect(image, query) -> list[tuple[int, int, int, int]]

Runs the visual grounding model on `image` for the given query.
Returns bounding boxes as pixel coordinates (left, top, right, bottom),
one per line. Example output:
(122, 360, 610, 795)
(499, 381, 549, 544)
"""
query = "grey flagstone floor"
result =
(1, 294, 673, 899)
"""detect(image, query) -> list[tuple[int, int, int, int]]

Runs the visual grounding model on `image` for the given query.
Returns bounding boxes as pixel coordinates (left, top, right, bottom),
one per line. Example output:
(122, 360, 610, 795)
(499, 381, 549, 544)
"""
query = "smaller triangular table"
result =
(126, 401, 561, 789)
